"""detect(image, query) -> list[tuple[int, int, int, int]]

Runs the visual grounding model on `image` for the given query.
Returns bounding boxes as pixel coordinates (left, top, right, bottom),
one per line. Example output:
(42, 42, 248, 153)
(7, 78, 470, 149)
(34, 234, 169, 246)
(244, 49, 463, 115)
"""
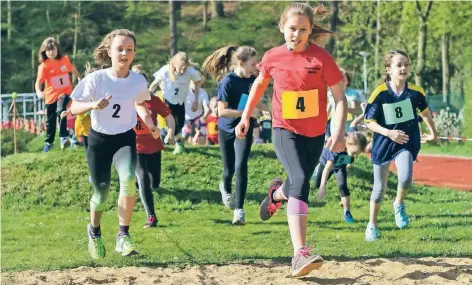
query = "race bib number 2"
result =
(382, 98, 415, 125)
(282, 89, 319, 119)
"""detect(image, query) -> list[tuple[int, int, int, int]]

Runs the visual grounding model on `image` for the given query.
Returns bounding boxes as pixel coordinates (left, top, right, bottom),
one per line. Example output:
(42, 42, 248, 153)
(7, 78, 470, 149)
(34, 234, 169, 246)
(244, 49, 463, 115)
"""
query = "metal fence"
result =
(0, 93, 46, 124)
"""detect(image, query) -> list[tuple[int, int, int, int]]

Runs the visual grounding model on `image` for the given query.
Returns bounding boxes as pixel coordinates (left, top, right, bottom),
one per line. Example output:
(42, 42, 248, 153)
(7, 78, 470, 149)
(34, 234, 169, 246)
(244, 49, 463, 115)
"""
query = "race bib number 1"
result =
(282, 89, 319, 119)
(50, 74, 71, 89)
(382, 98, 415, 125)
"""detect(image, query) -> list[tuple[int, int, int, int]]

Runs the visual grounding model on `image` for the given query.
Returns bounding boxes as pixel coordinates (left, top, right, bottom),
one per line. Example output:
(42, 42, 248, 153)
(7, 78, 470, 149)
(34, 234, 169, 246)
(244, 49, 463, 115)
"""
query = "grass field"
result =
(2, 143, 472, 272)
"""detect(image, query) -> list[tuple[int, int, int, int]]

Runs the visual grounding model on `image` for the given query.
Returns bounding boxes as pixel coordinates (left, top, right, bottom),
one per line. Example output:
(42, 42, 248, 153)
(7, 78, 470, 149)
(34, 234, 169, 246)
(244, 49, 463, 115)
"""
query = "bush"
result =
(1, 129, 37, 156)
(433, 107, 461, 138)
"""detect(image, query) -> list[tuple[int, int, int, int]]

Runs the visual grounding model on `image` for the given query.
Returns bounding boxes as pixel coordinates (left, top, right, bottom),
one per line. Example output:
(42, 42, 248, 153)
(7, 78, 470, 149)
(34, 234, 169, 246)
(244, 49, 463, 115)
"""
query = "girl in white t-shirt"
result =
(184, 79, 210, 145)
(149, 52, 202, 154)
(71, 29, 160, 260)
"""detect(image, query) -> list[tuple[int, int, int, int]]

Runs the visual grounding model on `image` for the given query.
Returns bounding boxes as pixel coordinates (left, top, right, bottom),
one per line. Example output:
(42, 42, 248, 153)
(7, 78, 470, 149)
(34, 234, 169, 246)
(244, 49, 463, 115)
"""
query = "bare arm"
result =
(320, 161, 334, 189)
(149, 78, 161, 93)
(366, 121, 409, 144)
(71, 65, 81, 80)
(218, 101, 243, 118)
(71, 100, 96, 115)
(420, 108, 438, 141)
(164, 113, 176, 144)
(35, 78, 44, 99)
(328, 83, 348, 152)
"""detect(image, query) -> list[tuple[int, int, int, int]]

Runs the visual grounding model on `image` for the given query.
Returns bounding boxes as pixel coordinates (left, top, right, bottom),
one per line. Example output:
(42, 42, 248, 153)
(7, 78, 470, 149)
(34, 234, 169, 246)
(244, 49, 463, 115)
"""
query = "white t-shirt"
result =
(71, 69, 150, 135)
(185, 88, 209, 120)
(153, 65, 201, 105)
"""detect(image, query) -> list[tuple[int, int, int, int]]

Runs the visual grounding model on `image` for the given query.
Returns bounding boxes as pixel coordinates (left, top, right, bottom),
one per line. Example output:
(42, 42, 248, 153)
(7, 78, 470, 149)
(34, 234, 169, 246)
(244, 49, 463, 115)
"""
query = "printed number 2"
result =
(174, 88, 179, 96)
(395, 107, 403, 119)
(296, 97, 306, 112)
(112, 104, 121, 118)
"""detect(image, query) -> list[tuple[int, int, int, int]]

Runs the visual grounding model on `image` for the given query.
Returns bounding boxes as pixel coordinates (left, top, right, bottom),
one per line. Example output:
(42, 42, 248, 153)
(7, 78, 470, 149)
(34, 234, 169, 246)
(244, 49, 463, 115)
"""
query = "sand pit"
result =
(2, 257, 472, 285)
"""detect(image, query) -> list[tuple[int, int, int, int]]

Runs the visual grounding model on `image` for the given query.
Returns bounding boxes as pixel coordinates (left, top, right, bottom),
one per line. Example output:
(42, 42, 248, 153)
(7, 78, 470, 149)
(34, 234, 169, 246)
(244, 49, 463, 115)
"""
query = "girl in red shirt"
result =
(235, 3, 347, 277)
(35, 37, 81, 152)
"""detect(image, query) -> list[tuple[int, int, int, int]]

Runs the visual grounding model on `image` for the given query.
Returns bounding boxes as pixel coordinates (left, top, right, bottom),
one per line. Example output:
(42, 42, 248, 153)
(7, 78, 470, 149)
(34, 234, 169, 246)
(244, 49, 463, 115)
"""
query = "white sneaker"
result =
(232, 208, 245, 225)
(219, 181, 235, 209)
(365, 223, 380, 242)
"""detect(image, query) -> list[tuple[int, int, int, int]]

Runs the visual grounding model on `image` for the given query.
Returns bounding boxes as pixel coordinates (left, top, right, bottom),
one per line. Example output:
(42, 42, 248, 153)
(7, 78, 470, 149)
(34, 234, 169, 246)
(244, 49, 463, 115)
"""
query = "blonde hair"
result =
(279, 3, 333, 45)
(38, 37, 63, 64)
(168, 52, 199, 81)
(131, 64, 148, 81)
(202, 45, 257, 81)
(383, 49, 410, 82)
(94, 29, 137, 69)
(84, 62, 98, 77)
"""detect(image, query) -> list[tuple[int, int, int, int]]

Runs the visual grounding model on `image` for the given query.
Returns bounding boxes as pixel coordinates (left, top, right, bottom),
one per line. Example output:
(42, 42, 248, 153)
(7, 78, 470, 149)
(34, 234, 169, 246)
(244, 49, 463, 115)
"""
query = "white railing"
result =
(0, 93, 46, 123)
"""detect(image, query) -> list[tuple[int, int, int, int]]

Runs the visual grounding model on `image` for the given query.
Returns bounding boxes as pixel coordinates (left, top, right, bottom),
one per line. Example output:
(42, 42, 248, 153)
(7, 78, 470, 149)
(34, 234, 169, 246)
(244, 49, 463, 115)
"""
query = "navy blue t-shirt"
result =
(319, 149, 353, 171)
(217, 72, 256, 133)
(364, 82, 428, 165)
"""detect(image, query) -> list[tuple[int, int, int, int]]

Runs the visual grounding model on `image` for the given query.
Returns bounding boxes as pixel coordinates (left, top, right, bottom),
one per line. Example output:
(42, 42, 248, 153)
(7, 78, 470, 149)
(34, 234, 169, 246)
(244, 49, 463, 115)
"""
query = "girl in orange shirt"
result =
(35, 37, 81, 152)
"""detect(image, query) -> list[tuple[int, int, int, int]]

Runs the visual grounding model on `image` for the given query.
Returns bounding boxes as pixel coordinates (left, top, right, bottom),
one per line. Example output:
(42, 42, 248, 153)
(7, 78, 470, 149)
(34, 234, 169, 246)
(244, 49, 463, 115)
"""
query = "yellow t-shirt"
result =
(156, 91, 167, 129)
(75, 113, 91, 137)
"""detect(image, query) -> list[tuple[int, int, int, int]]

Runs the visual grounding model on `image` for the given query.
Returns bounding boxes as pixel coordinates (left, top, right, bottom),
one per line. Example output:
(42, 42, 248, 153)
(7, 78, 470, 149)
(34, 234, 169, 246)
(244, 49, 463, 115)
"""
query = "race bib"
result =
(262, 121, 271, 129)
(207, 121, 218, 136)
(382, 99, 415, 125)
(50, 74, 71, 89)
(282, 89, 319, 119)
(334, 154, 352, 167)
(237, 93, 249, 111)
(134, 119, 151, 135)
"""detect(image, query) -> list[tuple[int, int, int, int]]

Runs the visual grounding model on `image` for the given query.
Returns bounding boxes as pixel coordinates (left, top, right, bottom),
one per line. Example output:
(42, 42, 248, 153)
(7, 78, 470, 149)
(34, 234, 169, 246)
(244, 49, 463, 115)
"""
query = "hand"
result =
(149, 125, 161, 139)
(60, 110, 69, 119)
(388, 130, 409, 144)
(199, 116, 207, 124)
(37, 92, 44, 100)
(191, 101, 199, 112)
(93, 95, 112, 110)
(235, 118, 250, 139)
(421, 133, 438, 144)
(326, 134, 346, 152)
(317, 186, 327, 201)
(164, 133, 175, 145)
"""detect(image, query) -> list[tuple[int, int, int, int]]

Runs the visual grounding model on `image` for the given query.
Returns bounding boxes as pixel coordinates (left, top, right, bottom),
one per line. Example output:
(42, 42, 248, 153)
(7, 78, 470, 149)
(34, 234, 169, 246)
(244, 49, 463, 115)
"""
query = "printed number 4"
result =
(395, 107, 403, 119)
(112, 104, 121, 118)
(296, 97, 306, 112)
(174, 88, 179, 96)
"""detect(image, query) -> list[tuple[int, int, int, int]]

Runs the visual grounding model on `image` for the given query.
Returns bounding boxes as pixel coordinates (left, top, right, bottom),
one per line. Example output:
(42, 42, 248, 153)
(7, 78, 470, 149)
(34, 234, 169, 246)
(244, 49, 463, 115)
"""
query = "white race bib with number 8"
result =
(382, 98, 415, 125)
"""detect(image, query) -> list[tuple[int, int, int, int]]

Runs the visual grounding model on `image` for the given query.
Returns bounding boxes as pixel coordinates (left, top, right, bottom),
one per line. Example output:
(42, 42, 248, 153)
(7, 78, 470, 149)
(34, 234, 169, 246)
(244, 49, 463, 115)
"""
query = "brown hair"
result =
(279, 3, 333, 46)
(202, 45, 257, 81)
(37, 37, 63, 64)
(347, 132, 368, 152)
(83, 62, 98, 77)
(131, 64, 148, 81)
(383, 49, 410, 82)
(94, 29, 137, 69)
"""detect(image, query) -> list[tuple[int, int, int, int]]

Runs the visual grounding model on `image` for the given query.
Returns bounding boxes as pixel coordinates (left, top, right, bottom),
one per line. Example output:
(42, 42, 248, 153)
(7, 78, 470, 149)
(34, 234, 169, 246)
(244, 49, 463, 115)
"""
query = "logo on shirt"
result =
(61, 65, 67, 72)
(305, 66, 321, 74)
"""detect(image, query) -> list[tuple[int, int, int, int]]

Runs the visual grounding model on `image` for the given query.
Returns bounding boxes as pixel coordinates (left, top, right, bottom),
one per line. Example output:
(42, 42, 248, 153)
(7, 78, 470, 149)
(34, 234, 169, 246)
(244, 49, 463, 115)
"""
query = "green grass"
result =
(2, 145, 472, 272)
(420, 141, 472, 157)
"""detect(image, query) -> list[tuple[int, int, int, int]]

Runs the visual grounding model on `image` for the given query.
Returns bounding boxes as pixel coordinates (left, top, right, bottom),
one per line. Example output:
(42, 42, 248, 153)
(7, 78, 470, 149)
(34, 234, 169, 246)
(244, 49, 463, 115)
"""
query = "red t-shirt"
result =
(37, 55, 74, 104)
(135, 95, 171, 154)
(257, 44, 343, 137)
(206, 114, 219, 139)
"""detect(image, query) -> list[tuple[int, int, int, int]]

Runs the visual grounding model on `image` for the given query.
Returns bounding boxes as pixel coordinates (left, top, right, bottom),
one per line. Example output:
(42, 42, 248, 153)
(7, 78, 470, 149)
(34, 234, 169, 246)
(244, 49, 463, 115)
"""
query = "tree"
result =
(211, 0, 224, 18)
(7, 0, 11, 43)
(326, 1, 338, 54)
(374, 0, 381, 80)
(414, 0, 433, 87)
(72, 0, 80, 84)
(169, 0, 177, 56)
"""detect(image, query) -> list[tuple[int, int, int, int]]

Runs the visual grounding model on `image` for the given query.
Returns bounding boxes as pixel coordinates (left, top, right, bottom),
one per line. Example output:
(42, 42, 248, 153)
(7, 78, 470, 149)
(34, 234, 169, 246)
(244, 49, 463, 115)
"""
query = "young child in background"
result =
(260, 110, 272, 143)
(206, 97, 219, 145)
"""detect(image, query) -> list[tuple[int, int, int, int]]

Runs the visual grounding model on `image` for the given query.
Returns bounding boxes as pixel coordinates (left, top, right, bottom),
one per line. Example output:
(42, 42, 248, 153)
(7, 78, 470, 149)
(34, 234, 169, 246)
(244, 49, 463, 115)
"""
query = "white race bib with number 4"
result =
(382, 99, 415, 125)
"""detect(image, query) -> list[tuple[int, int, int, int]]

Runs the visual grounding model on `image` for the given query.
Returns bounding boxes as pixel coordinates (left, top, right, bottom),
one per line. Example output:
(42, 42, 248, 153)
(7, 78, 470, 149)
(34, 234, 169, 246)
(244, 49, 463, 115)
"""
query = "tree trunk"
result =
(72, 0, 80, 84)
(326, 1, 338, 54)
(174, 1, 182, 20)
(441, 33, 450, 104)
(211, 0, 224, 18)
(7, 0, 12, 43)
(31, 46, 35, 92)
(203, 1, 208, 30)
(374, 0, 381, 80)
(414, 0, 433, 88)
(169, 0, 178, 57)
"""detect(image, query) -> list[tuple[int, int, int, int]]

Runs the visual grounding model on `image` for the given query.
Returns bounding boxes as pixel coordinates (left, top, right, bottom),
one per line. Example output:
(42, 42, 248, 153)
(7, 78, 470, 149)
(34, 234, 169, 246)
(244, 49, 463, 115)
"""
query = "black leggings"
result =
(136, 151, 162, 217)
(165, 100, 185, 136)
(313, 163, 350, 197)
(87, 128, 137, 211)
(273, 128, 325, 203)
(45, 95, 70, 144)
(219, 127, 253, 209)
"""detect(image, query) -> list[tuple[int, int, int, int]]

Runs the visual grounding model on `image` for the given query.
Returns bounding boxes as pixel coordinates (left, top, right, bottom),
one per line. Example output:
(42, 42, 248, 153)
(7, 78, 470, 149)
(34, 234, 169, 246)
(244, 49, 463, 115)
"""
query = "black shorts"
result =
(165, 100, 185, 136)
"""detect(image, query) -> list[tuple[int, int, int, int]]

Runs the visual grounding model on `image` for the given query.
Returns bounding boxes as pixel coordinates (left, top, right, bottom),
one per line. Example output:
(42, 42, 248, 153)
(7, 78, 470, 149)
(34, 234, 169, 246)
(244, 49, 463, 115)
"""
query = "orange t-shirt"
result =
(37, 55, 74, 104)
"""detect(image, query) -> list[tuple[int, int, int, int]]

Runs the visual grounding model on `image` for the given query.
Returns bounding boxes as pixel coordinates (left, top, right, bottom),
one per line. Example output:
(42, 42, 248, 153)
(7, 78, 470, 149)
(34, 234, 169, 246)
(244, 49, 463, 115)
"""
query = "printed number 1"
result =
(296, 97, 306, 112)
(395, 107, 403, 118)
(174, 88, 179, 96)
(59, 78, 63, 86)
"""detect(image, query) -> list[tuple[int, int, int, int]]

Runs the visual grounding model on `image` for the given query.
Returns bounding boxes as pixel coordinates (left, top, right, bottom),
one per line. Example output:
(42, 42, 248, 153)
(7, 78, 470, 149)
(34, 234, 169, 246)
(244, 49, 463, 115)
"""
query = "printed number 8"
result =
(395, 107, 403, 119)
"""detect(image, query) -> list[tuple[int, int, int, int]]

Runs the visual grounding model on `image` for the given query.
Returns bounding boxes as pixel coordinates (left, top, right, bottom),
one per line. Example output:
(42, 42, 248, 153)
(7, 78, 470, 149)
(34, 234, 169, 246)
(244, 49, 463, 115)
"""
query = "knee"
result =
(120, 175, 136, 197)
(370, 183, 387, 203)
(223, 166, 235, 178)
(338, 184, 350, 197)
(287, 197, 309, 216)
(397, 172, 413, 190)
(90, 185, 110, 211)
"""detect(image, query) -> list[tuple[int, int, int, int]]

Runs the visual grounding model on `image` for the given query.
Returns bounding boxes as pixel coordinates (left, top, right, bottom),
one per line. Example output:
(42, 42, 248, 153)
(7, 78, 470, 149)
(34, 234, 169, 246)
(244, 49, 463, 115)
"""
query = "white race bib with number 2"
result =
(382, 99, 415, 125)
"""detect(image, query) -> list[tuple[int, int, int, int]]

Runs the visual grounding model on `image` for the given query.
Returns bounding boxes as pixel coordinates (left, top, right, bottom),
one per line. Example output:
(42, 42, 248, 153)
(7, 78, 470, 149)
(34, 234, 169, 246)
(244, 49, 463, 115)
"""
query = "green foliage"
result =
(1, 129, 36, 156)
(2, 146, 472, 271)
